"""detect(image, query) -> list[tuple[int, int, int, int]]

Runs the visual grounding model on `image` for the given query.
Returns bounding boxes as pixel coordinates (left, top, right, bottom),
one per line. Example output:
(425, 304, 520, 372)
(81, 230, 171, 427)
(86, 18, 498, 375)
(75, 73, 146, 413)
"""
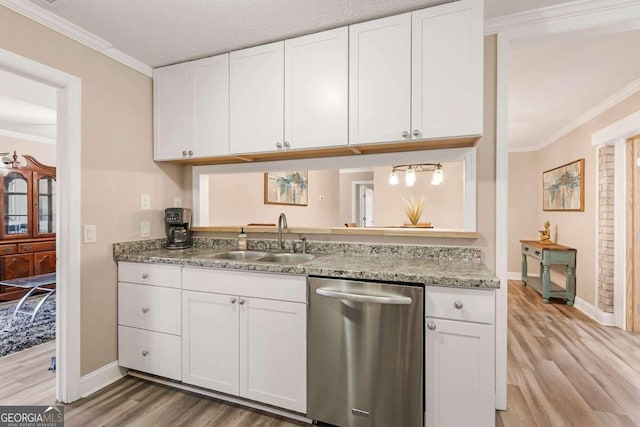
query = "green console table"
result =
(520, 240, 576, 305)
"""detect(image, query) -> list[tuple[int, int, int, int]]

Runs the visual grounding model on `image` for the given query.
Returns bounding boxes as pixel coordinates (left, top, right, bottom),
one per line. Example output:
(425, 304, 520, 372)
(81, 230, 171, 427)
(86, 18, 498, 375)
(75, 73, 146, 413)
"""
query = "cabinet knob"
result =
(24, 246, 32, 251)
(238, 298, 246, 305)
(454, 301, 464, 310)
(412, 129, 421, 137)
(141, 307, 149, 314)
(141, 273, 149, 279)
(182, 150, 187, 156)
(283, 141, 290, 150)
(401, 131, 409, 138)
(427, 322, 436, 331)
(188, 150, 193, 156)
(141, 350, 149, 357)
(230, 297, 237, 304)
(3, 248, 10, 253)
(276, 142, 283, 150)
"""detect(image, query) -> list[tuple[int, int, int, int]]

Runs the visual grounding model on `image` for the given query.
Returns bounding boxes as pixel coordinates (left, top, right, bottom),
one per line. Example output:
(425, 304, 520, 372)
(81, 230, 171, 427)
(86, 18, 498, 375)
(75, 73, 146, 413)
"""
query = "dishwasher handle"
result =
(315, 288, 412, 305)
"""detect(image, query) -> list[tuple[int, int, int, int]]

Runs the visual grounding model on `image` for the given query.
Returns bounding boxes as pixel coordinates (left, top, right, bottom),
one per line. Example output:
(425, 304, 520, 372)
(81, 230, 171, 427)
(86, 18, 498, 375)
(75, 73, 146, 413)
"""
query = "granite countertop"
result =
(114, 243, 500, 289)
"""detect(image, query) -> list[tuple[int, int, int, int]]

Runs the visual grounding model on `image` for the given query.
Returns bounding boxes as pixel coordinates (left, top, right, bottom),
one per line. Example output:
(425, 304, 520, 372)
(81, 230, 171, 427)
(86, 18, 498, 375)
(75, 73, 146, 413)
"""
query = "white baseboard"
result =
(507, 271, 521, 281)
(79, 361, 128, 398)
(574, 297, 616, 326)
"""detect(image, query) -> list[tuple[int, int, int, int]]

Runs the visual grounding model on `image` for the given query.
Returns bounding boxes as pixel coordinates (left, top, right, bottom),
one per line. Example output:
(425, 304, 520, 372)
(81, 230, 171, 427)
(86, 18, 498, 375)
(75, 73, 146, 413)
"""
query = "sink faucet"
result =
(277, 213, 288, 250)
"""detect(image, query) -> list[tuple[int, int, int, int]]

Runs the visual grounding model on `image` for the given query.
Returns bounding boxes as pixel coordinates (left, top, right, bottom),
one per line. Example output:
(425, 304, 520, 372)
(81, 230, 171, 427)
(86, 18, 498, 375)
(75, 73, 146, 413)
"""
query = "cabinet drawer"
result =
(118, 283, 181, 335)
(425, 287, 494, 324)
(18, 241, 55, 253)
(522, 244, 542, 260)
(118, 326, 181, 381)
(0, 244, 17, 255)
(118, 262, 181, 288)
(182, 268, 307, 303)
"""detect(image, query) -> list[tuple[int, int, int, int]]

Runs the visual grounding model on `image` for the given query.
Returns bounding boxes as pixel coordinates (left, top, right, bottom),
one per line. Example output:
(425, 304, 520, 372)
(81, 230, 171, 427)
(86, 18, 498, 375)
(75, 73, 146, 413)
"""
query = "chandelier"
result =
(389, 163, 443, 186)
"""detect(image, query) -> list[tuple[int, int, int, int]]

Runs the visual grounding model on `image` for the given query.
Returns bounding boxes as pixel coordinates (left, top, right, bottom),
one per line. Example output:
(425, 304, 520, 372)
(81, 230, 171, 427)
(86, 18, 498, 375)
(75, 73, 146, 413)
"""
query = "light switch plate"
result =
(141, 193, 151, 210)
(140, 221, 151, 238)
(83, 225, 96, 243)
(173, 197, 182, 207)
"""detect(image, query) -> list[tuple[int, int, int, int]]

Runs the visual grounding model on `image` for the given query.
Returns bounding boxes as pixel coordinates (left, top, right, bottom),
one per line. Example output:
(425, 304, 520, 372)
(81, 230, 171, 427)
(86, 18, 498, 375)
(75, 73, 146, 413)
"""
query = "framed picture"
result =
(264, 171, 308, 206)
(542, 159, 585, 211)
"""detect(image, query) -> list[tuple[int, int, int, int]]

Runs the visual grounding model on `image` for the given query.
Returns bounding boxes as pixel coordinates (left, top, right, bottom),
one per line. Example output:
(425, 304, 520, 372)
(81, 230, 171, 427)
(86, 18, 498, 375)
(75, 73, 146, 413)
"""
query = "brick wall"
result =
(598, 145, 615, 313)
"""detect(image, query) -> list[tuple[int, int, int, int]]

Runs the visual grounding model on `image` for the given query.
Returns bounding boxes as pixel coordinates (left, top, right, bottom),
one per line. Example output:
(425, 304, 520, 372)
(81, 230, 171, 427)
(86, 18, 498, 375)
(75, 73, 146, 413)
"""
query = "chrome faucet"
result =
(277, 213, 288, 250)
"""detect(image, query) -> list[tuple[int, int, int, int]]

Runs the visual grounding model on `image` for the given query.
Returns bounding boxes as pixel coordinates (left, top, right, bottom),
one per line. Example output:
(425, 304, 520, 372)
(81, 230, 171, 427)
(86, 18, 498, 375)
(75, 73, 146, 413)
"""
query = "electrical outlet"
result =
(140, 221, 151, 238)
(83, 225, 96, 243)
(141, 193, 151, 210)
(173, 197, 182, 207)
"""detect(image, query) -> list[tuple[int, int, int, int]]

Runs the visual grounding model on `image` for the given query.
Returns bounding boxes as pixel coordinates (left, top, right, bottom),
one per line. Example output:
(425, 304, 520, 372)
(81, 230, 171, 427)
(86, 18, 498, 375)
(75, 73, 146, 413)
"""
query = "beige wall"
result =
(0, 135, 56, 166)
(372, 162, 464, 229)
(339, 171, 373, 225)
(508, 90, 640, 305)
(0, 6, 188, 374)
(209, 170, 340, 227)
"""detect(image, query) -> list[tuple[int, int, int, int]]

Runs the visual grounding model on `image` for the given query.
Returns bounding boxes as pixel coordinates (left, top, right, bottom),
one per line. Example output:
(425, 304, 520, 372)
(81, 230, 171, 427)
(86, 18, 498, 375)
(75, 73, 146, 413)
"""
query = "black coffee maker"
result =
(165, 208, 192, 249)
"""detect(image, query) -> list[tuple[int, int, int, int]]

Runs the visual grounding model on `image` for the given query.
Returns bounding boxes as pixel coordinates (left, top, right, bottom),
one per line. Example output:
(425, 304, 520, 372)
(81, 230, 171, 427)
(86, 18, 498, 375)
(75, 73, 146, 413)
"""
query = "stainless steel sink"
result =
(210, 250, 270, 260)
(256, 253, 317, 264)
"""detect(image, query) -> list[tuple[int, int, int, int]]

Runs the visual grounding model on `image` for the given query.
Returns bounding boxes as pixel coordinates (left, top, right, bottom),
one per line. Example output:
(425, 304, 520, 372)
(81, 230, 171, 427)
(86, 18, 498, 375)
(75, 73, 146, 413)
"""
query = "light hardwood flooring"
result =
(1, 281, 639, 426)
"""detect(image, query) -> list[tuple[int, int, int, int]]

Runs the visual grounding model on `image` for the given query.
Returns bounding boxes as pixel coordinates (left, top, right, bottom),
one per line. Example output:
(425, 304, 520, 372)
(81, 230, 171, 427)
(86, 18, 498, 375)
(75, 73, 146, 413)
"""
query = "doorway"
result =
(352, 180, 374, 227)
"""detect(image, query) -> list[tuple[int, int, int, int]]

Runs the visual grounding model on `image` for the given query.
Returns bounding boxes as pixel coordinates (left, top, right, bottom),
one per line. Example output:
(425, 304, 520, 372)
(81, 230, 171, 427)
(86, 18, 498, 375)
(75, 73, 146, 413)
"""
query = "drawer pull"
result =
(24, 246, 32, 251)
(3, 248, 10, 253)
(141, 307, 149, 314)
(141, 350, 149, 357)
(230, 297, 237, 304)
(141, 273, 149, 279)
(454, 301, 464, 310)
(534, 251, 541, 256)
(427, 322, 436, 331)
(238, 298, 246, 305)
(524, 247, 529, 252)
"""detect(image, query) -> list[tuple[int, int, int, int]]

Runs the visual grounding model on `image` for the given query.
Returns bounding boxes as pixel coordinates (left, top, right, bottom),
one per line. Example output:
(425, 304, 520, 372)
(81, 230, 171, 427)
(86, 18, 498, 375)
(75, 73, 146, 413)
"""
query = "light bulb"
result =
(389, 171, 399, 185)
(405, 168, 416, 186)
(431, 168, 443, 185)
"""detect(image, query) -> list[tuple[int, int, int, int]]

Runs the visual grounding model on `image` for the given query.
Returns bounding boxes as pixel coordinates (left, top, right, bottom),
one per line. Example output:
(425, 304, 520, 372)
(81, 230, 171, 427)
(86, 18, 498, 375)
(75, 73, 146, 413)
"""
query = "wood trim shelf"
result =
(164, 136, 479, 166)
(193, 226, 480, 239)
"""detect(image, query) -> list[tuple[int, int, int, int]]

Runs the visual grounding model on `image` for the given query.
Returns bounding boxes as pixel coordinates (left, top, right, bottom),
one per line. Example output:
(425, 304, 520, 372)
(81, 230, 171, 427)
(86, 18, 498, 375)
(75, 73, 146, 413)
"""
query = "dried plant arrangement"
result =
(402, 196, 425, 225)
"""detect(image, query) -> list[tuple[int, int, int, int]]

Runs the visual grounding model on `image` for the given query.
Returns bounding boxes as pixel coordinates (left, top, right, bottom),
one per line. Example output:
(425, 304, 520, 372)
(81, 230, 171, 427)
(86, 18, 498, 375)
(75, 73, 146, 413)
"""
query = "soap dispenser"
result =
(238, 228, 248, 250)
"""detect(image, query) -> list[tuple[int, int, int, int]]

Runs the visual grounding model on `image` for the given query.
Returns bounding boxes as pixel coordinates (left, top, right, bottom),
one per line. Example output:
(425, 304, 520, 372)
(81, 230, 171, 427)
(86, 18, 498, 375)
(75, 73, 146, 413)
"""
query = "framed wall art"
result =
(264, 171, 308, 206)
(542, 158, 584, 211)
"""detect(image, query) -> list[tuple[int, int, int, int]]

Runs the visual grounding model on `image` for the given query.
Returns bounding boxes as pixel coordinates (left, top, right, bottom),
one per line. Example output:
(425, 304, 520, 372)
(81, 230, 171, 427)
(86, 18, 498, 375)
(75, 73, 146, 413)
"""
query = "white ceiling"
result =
(27, 0, 576, 68)
(509, 25, 640, 151)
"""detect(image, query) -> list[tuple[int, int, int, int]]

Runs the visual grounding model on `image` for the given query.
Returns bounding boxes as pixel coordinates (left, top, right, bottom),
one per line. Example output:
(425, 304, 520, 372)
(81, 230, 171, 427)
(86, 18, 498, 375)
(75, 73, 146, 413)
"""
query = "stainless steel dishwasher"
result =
(307, 277, 423, 427)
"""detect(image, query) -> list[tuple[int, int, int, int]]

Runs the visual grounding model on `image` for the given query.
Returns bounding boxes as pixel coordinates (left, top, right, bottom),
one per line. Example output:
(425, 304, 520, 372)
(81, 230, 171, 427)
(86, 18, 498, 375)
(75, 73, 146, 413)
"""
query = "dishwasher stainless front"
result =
(307, 277, 423, 427)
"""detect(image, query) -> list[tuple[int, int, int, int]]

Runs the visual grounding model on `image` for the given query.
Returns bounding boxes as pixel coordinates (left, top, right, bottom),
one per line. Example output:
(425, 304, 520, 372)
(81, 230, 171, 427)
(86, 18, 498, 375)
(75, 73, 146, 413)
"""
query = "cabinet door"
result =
(33, 173, 56, 237)
(153, 62, 193, 160)
(426, 318, 495, 427)
(284, 27, 348, 150)
(0, 171, 32, 239)
(2, 253, 34, 279)
(230, 41, 284, 154)
(182, 290, 240, 394)
(192, 54, 230, 157)
(239, 297, 306, 413)
(411, 0, 483, 139)
(34, 250, 56, 275)
(349, 13, 411, 145)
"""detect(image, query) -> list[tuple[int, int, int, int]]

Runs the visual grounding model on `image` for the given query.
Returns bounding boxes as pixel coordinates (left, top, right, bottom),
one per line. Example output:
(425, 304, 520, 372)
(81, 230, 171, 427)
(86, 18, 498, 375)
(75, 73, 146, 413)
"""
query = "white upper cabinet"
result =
(192, 55, 230, 157)
(153, 62, 192, 160)
(411, 0, 483, 139)
(153, 54, 230, 160)
(230, 42, 285, 154)
(285, 27, 348, 150)
(349, 14, 411, 145)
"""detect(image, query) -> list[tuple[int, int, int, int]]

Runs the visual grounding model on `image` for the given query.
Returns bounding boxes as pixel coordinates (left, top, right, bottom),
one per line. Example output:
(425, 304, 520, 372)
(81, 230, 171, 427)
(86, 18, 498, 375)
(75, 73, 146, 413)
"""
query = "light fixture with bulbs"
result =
(389, 163, 444, 186)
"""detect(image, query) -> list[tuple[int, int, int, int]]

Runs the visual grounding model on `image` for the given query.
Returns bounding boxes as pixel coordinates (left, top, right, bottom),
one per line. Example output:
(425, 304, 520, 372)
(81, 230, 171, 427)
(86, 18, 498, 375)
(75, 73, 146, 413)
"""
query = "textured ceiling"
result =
(509, 25, 640, 151)
(27, 0, 577, 68)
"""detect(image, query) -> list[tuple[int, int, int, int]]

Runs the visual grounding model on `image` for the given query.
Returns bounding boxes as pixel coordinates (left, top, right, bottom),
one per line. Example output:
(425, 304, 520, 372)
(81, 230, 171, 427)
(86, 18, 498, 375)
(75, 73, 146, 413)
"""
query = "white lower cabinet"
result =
(425, 287, 495, 427)
(118, 325, 182, 381)
(181, 268, 307, 413)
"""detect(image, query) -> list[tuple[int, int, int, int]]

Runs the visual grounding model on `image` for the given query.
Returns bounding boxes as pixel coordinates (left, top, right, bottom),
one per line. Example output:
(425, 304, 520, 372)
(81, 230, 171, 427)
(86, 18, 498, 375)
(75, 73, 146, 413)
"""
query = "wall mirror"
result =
(192, 148, 477, 233)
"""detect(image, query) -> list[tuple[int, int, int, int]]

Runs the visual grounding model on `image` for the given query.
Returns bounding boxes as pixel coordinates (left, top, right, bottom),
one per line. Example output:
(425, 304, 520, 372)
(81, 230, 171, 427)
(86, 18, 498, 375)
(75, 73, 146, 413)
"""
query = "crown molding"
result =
(0, 127, 55, 144)
(485, 0, 640, 35)
(0, 0, 152, 77)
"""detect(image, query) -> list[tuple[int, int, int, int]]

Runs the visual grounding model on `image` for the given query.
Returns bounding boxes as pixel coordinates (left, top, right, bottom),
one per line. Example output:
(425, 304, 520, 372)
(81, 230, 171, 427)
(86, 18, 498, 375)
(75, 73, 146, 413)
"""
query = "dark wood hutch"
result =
(0, 153, 56, 301)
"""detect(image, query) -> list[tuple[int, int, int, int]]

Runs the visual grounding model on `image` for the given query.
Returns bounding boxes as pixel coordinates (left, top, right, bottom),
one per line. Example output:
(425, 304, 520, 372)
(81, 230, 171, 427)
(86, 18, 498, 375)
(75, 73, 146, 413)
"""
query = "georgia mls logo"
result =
(0, 405, 64, 427)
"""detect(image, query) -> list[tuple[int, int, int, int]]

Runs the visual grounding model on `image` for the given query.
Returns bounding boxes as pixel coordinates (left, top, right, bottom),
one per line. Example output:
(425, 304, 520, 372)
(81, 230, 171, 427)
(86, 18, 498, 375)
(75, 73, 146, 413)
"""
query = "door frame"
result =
(351, 180, 374, 225)
(0, 48, 82, 402)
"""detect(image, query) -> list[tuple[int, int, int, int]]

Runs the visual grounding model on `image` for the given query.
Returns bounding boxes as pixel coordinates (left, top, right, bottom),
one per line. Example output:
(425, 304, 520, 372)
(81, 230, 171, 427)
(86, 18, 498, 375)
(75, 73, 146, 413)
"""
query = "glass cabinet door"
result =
(37, 175, 56, 235)
(4, 172, 30, 236)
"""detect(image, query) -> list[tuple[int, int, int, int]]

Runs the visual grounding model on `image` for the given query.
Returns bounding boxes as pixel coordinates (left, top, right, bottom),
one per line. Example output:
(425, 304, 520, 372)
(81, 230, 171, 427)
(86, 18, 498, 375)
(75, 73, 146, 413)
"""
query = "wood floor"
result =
(1, 280, 639, 426)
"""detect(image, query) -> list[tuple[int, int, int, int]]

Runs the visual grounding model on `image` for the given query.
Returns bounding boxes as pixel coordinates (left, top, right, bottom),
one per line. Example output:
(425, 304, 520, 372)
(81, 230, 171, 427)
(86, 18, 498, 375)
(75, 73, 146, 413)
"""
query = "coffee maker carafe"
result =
(165, 208, 192, 249)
